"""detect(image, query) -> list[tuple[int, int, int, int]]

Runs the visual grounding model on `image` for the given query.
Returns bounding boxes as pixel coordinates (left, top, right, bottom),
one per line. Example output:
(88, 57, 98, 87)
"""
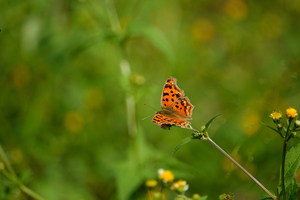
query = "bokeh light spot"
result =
(260, 13, 283, 39)
(192, 19, 215, 42)
(242, 113, 261, 136)
(225, 0, 248, 20)
(64, 112, 84, 133)
(12, 64, 31, 88)
(85, 88, 104, 110)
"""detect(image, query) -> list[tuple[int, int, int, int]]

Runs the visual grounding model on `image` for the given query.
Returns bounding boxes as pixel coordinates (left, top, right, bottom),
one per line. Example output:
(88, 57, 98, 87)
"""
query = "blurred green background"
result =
(1, 0, 300, 199)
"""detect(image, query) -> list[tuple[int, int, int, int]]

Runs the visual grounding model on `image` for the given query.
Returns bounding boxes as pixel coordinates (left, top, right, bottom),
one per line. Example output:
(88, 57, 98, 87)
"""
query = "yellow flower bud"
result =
(286, 107, 298, 119)
(145, 179, 158, 189)
(219, 193, 233, 200)
(158, 169, 174, 183)
(192, 194, 201, 200)
(171, 180, 189, 194)
(270, 111, 282, 120)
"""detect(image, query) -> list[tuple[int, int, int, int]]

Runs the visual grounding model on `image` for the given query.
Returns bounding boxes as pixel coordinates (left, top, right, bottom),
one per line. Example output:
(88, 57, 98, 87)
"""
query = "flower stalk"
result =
(173, 114, 277, 200)
(280, 116, 293, 200)
(0, 145, 46, 200)
(281, 140, 287, 200)
(207, 137, 277, 200)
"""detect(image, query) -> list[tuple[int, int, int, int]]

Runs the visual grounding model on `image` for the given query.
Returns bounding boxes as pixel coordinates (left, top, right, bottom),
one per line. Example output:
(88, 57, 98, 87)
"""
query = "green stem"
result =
(105, 0, 121, 32)
(208, 138, 277, 200)
(177, 194, 189, 200)
(281, 140, 287, 200)
(20, 184, 46, 200)
(281, 119, 292, 200)
(0, 145, 46, 200)
(0, 145, 16, 177)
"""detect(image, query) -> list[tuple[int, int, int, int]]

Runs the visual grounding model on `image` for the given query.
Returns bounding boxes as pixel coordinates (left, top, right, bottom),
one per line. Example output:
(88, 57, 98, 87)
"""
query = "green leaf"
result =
(259, 191, 276, 200)
(172, 136, 196, 156)
(125, 23, 175, 62)
(260, 122, 281, 134)
(200, 195, 208, 200)
(278, 144, 300, 198)
(204, 114, 221, 131)
(284, 144, 300, 182)
(115, 160, 143, 200)
(285, 179, 298, 200)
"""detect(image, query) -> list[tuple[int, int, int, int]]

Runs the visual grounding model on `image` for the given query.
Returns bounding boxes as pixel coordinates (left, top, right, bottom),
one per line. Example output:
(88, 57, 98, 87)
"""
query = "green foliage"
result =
(1, 0, 300, 199)
(125, 23, 175, 62)
(172, 136, 197, 157)
(172, 114, 221, 156)
(278, 144, 300, 199)
(259, 192, 275, 200)
(282, 144, 300, 187)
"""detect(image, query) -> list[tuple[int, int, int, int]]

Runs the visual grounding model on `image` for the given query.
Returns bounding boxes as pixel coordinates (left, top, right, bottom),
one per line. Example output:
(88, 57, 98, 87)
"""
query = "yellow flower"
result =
(270, 111, 282, 120)
(145, 179, 158, 188)
(171, 180, 189, 194)
(158, 169, 174, 183)
(286, 107, 298, 119)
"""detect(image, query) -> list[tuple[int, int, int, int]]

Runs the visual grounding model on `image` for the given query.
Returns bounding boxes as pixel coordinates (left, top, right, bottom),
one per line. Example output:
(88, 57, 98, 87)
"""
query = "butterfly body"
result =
(152, 77, 194, 129)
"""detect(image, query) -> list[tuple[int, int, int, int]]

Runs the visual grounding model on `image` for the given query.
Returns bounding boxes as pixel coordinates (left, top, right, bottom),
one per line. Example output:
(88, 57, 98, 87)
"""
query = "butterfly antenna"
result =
(141, 113, 156, 121)
(141, 104, 158, 120)
(144, 103, 157, 111)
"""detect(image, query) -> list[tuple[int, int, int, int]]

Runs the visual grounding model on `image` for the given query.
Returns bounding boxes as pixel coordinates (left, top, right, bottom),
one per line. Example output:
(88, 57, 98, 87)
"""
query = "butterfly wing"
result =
(161, 77, 185, 108)
(152, 113, 190, 129)
(153, 77, 194, 130)
(172, 97, 194, 120)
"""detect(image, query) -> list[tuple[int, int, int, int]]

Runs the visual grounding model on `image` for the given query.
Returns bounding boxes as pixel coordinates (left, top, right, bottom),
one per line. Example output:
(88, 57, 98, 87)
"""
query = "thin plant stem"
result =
(281, 119, 292, 200)
(177, 194, 189, 200)
(105, 0, 121, 32)
(0, 144, 16, 177)
(0, 145, 46, 200)
(281, 140, 287, 200)
(207, 138, 277, 200)
(105, 0, 137, 138)
(20, 184, 46, 200)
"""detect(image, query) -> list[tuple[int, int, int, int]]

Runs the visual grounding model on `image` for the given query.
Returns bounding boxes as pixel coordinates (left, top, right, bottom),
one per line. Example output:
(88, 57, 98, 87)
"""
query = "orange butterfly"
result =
(152, 77, 195, 129)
